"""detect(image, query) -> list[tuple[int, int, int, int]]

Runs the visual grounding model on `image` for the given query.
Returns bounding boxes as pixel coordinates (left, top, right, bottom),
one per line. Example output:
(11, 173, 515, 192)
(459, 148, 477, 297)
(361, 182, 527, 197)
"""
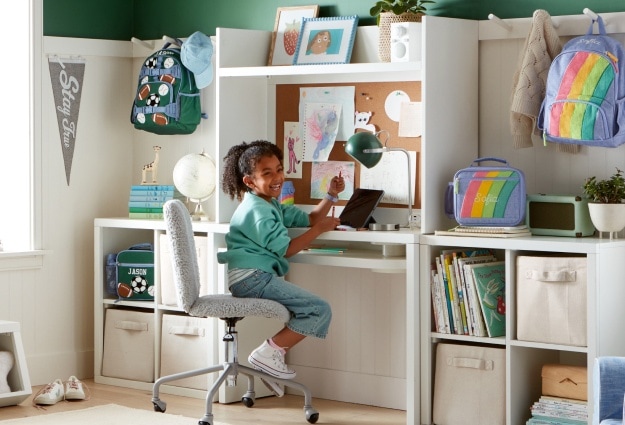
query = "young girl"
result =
(217, 140, 344, 396)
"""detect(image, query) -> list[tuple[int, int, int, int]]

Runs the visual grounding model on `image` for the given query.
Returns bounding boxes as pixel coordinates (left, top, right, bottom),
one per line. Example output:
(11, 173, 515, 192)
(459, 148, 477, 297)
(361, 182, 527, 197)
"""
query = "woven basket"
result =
(378, 12, 423, 62)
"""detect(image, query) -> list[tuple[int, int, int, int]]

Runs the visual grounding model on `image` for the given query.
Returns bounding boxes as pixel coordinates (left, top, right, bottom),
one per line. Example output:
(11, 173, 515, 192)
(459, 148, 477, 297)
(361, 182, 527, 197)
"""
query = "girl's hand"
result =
(315, 216, 341, 233)
(328, 173, 345, 197)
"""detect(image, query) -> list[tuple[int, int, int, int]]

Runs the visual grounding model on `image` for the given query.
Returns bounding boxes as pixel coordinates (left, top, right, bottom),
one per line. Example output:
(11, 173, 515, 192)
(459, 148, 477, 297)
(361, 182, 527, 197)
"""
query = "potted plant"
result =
(370, 0, 435, 62)
(582, 167, 625, 238)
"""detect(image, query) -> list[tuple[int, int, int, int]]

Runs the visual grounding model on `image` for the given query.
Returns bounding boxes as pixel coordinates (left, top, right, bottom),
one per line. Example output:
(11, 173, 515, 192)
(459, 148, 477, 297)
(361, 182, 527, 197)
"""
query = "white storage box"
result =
(102, 309, 155, 382)
(433, 343, 505, 425)
(0, 321, 31, 407)
(160, 314, 214, 390)
(516, 256, 587, 346)
(160, 234, 210, 306)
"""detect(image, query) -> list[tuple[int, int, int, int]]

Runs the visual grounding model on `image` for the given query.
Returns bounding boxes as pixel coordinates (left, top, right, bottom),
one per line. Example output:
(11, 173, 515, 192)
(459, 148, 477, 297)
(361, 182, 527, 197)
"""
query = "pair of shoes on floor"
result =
(33, 376, 87, 406)
(249, 339, 297, 398)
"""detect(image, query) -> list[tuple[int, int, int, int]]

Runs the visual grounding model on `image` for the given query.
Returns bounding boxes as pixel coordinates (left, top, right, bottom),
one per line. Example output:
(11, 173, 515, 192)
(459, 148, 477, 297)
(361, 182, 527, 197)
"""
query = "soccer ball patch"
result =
(131, 275, 148, 293)
(146, 94, 160, 107)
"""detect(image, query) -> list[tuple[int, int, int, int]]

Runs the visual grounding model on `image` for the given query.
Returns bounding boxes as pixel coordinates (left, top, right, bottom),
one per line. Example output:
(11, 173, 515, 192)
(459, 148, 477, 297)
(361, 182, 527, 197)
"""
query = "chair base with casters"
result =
(153, 199, 319, 425)
(151, 315, 319, 425)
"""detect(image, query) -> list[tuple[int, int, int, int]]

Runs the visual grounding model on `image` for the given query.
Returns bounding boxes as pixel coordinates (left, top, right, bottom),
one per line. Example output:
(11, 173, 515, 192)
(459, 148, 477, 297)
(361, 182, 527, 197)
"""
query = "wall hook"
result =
(583, 8, 607, 25)
(162, 35, 181, 47)
(488, 13, 512, 31)
(131, 37, 154, 50)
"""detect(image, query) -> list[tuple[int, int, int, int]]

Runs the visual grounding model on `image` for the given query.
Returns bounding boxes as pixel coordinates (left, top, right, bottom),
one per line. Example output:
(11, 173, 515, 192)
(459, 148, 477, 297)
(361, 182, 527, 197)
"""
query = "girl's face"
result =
(243, 154, 284, 202)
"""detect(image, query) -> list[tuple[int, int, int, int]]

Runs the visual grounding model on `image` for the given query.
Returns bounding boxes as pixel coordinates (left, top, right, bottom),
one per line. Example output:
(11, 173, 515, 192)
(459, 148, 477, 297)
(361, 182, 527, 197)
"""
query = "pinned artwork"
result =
(302, 102, 342, 162)
(310, 161, 354, 200)
(354, 111, 376, 133)
(284, 121, 303, 178)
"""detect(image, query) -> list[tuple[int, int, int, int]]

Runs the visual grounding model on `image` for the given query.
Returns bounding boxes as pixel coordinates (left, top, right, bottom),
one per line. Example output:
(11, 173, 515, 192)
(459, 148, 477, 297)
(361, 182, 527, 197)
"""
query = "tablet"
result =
(339, 188, 385, 229)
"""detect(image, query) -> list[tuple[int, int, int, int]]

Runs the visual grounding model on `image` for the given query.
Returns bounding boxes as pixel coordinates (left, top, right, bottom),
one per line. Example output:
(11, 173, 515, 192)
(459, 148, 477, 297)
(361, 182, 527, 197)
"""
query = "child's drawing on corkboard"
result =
(310, 161, 354, 200)
(284, 121, 302, 178)
(302, 102, 342, 162)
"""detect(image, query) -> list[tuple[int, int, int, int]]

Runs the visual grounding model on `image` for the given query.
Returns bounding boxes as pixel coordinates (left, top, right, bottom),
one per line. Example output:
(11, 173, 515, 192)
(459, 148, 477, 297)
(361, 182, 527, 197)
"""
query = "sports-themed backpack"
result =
(538, 16, 625, 148)
(130, 41, 202, 135)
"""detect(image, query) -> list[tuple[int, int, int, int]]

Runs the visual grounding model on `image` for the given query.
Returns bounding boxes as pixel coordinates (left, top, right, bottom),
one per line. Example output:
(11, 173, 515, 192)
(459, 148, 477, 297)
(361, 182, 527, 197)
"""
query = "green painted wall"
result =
(43, 0, 625, 40)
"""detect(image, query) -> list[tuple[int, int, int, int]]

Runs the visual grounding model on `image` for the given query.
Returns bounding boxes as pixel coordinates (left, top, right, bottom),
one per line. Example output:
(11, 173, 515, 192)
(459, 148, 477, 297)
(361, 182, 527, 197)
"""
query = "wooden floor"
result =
(1, 379, 406, 424)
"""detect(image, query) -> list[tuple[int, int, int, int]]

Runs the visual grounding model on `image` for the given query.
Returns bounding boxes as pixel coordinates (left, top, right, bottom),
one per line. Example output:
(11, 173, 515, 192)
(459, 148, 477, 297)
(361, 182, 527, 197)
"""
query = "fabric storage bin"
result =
(160, 234, 210, 306)
(433, 343, 506, 425)
(160, 314, 214, 390)
(517, 256, 587, 346)
(542, 364, 587, 401)
(102, 309, 154, 382)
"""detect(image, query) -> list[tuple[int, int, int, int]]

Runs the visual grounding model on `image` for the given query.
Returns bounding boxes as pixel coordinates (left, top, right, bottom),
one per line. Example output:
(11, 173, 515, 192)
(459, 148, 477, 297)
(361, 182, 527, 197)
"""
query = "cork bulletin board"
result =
(276, 81, 421, 209)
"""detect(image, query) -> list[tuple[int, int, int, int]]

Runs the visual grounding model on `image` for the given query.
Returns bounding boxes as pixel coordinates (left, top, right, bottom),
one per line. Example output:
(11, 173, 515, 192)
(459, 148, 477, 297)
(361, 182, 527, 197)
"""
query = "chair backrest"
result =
(163, 199, 200, 312)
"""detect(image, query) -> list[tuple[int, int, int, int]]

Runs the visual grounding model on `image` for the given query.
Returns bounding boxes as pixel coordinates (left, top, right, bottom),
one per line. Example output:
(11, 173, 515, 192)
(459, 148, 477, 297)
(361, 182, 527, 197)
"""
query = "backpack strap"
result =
(587, 16, 607, 36)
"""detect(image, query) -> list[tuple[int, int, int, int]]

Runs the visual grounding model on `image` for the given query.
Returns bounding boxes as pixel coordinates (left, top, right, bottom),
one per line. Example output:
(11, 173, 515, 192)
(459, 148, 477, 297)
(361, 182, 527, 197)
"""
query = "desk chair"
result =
(594, 357, 625, 425)
(152, 199, 319, 425)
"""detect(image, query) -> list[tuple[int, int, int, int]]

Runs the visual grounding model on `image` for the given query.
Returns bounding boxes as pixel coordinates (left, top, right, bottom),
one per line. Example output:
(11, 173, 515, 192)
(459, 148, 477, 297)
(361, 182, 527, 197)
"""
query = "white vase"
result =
(587, 203, 625, 239)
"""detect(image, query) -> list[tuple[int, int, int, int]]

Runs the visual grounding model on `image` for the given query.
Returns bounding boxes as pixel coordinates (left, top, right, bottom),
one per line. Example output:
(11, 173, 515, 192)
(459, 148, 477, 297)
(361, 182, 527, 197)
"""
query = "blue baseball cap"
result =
(181, 31, 213, 89)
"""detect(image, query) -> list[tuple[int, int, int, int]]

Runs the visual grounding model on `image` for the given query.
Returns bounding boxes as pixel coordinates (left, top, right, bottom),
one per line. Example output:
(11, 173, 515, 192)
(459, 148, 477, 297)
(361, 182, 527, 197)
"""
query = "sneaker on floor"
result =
(248, 340, 296, 379)
(33, 379, 64, 405)
(259, 377, 285, 397)
(64, 376, 86, 400)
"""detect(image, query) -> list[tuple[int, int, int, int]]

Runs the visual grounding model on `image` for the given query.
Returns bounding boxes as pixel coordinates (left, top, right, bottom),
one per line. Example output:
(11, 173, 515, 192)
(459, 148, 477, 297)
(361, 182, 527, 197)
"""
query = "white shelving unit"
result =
(94, 16, 479, 424)
(419, 234, 625, 425)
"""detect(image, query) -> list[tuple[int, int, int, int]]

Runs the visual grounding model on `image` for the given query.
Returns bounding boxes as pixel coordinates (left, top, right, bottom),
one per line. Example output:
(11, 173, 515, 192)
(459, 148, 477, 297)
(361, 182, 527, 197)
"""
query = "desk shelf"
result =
(291, 248, 406, 271)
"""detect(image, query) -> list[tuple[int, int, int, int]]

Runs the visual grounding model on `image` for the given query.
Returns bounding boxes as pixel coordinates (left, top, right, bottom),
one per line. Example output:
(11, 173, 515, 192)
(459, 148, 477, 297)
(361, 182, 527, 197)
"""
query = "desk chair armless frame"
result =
(151, 199, 319, 425)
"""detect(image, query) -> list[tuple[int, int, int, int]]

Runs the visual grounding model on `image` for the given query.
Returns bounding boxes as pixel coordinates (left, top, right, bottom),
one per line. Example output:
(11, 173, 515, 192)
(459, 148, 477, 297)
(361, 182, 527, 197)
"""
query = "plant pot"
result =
(587, 202, 625, 239)
(378, 12, 423, 62)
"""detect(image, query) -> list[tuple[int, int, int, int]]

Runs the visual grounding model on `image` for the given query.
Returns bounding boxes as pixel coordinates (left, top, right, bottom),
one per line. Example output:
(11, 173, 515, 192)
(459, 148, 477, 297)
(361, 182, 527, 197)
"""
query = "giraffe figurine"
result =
(141, 146, 161, 184)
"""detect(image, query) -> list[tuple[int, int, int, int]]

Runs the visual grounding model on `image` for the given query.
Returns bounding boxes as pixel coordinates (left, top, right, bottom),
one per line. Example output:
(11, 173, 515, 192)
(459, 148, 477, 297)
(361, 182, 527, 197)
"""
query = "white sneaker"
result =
(248, 340, 296, 379)
(259, 377, 285, 397)
(33, 379, 64, 405)
(64, 376, 86, 400)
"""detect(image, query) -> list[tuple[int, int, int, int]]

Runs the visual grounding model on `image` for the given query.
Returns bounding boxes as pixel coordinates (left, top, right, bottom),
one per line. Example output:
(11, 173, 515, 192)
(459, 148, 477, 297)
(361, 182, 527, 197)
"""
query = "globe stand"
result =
(190, 199, 209, 221)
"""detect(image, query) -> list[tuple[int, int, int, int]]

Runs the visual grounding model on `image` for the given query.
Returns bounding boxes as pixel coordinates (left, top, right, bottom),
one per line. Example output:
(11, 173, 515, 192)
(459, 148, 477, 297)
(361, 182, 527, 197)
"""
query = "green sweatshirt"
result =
(217, 192, 309, 276)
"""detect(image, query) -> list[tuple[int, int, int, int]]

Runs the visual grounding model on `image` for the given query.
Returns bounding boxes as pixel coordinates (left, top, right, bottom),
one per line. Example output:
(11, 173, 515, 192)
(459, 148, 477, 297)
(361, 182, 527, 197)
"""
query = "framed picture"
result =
(268, 5, 319, 66)
(293, 16, 359, 66)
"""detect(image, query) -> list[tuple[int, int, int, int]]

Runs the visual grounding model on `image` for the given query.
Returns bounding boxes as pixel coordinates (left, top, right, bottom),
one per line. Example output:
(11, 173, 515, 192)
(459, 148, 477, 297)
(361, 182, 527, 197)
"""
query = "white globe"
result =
(173, 151, 217, 202)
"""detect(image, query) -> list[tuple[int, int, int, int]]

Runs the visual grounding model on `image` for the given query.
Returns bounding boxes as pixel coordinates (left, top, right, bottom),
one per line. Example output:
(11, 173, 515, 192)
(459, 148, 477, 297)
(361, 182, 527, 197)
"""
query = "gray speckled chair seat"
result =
(189, 293, 290, 322)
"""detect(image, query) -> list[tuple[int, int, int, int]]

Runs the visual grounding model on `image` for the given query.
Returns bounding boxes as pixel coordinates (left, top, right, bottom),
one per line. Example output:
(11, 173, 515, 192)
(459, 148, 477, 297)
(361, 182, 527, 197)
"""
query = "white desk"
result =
(94, 219, 419, 423)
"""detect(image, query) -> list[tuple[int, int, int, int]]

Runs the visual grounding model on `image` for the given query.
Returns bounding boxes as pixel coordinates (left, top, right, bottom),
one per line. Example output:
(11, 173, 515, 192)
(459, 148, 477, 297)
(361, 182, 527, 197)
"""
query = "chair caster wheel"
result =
(241, 396, 254, 408)
(152, 399, 166, 413)
(305, 408, 319, 424)
(198, 421, 211, 425)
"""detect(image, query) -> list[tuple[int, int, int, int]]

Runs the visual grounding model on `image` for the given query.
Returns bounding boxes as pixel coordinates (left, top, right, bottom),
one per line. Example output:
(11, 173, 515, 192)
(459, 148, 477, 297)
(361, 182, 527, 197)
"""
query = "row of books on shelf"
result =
(430, 248, 505, 337)
(526, 395, 587, 425)
(128, 185, 184, 219)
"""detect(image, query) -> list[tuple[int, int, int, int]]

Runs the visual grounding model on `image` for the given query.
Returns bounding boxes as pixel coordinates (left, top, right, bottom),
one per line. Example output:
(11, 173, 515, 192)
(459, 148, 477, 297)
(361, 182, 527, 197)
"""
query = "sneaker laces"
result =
(65, 378, 91, 401)
(31, 382, 60, 410)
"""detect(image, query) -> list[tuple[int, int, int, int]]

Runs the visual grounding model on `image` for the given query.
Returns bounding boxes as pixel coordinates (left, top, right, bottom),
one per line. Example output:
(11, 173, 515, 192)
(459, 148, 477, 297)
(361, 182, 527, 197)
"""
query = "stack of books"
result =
(527, 396, 588, 424)
(434, 224, 532, 238)
(430, 249, 505, 337)
(128, 185, 183, 219)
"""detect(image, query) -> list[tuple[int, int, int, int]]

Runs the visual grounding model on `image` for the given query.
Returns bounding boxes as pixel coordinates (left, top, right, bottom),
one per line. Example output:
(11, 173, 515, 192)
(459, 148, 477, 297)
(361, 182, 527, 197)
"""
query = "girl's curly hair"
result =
(221, 140, 284, 201)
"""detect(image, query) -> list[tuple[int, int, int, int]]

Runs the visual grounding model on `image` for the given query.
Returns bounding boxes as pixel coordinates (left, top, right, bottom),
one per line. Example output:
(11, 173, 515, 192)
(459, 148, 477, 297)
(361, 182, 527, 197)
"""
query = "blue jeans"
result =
(229, 270, 332, 339)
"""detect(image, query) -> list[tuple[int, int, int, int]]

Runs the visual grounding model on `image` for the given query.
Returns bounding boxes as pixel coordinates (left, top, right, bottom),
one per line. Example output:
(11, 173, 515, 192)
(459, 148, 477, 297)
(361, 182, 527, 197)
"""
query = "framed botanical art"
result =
(293, 16, 359, 66)
(268, 5, 319, 66)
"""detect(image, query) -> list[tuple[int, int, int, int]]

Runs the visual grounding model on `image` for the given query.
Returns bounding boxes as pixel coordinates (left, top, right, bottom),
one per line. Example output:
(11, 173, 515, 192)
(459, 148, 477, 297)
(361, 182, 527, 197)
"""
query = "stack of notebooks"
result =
(434, 224, 532, 238)
(430, 249, 505, 337)
(527, 396, 588, 424)
(129, 185, 183, 219)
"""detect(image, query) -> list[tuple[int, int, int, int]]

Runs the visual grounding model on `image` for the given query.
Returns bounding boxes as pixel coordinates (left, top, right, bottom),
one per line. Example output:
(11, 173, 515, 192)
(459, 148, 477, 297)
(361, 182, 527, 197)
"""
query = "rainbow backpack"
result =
(451, 158, 526, 227)
(538, 16, 625, 148)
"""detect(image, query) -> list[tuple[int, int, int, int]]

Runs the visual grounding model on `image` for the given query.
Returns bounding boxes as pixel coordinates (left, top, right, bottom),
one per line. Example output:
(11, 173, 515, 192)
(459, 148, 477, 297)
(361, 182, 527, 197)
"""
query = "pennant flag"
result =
(48, 56, 85, 185)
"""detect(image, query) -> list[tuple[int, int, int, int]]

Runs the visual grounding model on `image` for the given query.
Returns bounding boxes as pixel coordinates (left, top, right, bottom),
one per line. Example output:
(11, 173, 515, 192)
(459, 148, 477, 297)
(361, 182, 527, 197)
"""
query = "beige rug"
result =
(0, 404, 222, 424)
